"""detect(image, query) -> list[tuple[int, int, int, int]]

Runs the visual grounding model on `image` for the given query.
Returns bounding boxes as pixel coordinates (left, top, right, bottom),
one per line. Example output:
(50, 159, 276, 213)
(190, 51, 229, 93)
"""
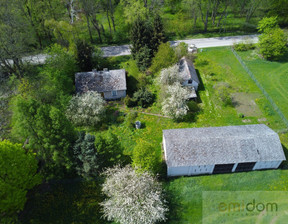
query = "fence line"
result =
(231, 48, 288, 128)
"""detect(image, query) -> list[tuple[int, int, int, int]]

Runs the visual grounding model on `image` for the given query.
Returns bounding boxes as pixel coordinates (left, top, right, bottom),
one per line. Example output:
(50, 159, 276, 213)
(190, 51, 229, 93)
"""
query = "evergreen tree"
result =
(135, 45, 153, 71)
(73, 131, 98, 179)
(130, 17, 152, 59)
(76, 40, 93, 71)
(151, 14, 166, 54)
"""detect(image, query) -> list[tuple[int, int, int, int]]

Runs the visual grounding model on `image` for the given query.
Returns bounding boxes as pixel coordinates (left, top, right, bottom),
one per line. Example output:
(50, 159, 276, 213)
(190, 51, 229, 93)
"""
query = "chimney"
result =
(103, 68, 108, 71)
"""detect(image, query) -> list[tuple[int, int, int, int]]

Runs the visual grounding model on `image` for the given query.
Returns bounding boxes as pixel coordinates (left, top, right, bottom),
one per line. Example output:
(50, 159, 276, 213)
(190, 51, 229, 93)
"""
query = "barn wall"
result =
(253, 160, 283, 170)
(163, 135, 168, 162)
(103, 90, 126, 100)
(168, 165, 214, 177)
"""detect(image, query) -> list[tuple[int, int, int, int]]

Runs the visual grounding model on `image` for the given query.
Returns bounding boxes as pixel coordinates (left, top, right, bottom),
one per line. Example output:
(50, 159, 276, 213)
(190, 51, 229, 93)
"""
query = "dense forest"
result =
(1, 0, 288, 75)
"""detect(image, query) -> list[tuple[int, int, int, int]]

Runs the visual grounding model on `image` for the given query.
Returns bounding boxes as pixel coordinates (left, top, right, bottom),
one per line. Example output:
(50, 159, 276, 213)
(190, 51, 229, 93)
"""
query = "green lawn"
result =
(165, 169, 288, 224)
(237, 50, 288, 124)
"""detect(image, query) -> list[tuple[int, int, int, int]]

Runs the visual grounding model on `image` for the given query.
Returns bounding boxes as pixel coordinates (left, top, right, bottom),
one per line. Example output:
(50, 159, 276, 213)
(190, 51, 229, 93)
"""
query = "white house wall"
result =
(253, 161, 283, 170)
(182, 80, 199, 91)
(103, 90, 126, 100)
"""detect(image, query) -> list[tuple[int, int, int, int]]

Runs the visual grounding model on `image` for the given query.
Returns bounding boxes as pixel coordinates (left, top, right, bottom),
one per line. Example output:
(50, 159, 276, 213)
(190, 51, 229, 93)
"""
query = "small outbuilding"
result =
(163, 124, 286, 177)
(178, 57, 200, 100)
(75, 68, 127, 100)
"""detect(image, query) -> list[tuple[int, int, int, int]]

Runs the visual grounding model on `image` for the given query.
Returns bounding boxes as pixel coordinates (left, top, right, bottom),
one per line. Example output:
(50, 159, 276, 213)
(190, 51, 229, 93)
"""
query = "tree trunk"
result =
(86, 15, 93, 43)
(109, 0, 116, 31)
(106, 8, 112, 35)
(198, 1, 210, 33)
(91, 18, 102, 43)
(217, 1, 229, 27)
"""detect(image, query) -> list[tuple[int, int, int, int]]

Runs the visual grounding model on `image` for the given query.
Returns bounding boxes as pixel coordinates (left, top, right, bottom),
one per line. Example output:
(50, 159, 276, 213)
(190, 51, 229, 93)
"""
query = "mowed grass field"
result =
(165, 169, 288, 224)
(237, 50, 288, 123)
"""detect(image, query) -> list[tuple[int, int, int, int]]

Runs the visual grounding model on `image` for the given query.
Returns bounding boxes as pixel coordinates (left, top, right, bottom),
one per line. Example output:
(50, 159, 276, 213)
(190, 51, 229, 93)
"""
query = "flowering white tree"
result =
(162, 82, 190, 120)
(159, 64, 181, 86)
(66, 91, 105, 127)
(101, 165, 168, 224)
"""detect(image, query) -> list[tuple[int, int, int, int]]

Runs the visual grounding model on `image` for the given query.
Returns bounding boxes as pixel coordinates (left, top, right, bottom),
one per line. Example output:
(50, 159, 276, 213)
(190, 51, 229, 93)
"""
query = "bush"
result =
(124, 95, 137, 107)
(174, 42, 188, 59)
(216, 85, 232, 106)
(125, 111, 138, 128)
(187, 100, 200, 112)
(95, 130, 129, 169)
(150, 42, 178, 73)
(133, 88, 154, 108)
(132, 139, 162, 175)
(258, 28, 288, 60)
(233, 42, 256, 51)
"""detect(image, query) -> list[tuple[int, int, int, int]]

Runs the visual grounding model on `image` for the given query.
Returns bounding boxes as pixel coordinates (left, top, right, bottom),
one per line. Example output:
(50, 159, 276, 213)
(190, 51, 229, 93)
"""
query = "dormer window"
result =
(188, 79, 192, 84)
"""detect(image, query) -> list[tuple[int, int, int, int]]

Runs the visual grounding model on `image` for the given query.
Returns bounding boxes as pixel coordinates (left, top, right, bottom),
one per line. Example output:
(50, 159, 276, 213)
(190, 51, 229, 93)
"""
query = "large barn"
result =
(162, 124, 286, 177)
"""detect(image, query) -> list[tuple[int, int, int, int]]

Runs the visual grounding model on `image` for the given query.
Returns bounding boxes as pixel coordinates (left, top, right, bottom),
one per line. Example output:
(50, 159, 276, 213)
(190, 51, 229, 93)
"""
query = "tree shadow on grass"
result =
(19, 179, 108, 224)
(195, 69, 205, 104)
(278, 51, 288, 63)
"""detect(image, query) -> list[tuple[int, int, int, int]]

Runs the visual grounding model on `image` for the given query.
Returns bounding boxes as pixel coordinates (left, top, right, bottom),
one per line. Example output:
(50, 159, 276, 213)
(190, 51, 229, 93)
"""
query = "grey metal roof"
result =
(163, 124, 286, 167)
(75, 69, 126, 93)
(179, 57, 200, 84)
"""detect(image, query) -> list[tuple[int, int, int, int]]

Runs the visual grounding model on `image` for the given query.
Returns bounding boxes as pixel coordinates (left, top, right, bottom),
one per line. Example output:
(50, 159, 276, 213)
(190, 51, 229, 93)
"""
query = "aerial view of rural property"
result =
(1, 0, 288, 223)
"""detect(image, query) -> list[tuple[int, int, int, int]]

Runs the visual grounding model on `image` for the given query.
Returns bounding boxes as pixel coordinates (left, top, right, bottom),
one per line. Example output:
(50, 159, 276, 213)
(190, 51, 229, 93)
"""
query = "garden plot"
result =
(231, 92, 262, 117)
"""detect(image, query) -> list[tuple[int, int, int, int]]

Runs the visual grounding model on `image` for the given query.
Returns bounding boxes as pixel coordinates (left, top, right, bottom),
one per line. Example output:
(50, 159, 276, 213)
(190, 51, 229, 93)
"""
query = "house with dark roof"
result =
(178, 57, 200, 99)
(163, 124, 286, 177)
(75, 68, 127, 100)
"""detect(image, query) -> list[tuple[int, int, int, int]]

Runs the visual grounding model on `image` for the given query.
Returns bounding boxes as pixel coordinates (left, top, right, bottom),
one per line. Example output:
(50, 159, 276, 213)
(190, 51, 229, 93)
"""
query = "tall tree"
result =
(79, 0, 104, 43)
(151, 14, 166, 54)
(130, 16, 153, 59)
(0, 0, 35, 77)
(0, 140, 42, 220)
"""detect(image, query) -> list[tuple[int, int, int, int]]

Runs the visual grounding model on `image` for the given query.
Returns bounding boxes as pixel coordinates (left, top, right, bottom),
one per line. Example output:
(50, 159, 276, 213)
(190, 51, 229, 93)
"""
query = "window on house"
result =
(188, 79, 192, 84)
(112, 90, 117, 96)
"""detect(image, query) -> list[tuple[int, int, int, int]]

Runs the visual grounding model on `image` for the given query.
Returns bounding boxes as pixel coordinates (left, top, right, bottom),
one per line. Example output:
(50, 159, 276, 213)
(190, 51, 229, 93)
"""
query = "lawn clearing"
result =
(236, 50, 288, 125)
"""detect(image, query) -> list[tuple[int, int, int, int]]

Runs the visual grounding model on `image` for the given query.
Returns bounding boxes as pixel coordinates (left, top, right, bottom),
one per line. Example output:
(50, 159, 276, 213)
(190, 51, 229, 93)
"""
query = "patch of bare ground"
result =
(232, 92, 262, 117)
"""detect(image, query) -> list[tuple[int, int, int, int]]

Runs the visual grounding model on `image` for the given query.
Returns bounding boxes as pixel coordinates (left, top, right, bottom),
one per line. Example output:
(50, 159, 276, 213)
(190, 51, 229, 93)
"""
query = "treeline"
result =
(0, 0, 287, 61)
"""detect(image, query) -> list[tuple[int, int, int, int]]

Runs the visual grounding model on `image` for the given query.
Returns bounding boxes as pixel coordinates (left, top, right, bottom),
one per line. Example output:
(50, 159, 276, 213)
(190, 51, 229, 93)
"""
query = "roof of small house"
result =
(75, 69, 126, 93)
(179, 57, 200, 84)
(163, 124, 286, 167)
